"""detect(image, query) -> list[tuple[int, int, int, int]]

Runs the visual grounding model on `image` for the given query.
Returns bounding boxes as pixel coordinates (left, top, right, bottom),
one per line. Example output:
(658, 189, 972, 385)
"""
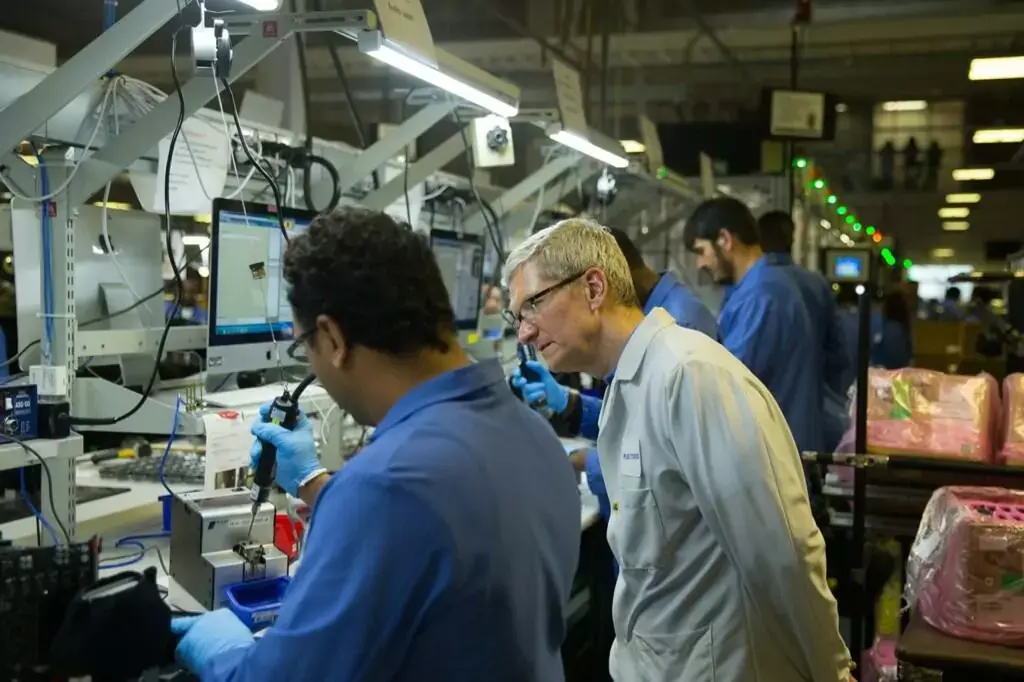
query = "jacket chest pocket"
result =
(609, 487, 668, 571)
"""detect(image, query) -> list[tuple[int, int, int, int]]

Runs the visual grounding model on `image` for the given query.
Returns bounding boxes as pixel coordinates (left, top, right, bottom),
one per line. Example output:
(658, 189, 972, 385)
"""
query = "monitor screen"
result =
(826, 249, 870, 283)
(430, 229, 484, 330)
(207, 199, 317, 349)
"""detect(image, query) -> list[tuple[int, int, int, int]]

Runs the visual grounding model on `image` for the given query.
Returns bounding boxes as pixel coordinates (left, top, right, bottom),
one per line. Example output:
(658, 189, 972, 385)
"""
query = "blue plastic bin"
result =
(224, 576, 292, 631)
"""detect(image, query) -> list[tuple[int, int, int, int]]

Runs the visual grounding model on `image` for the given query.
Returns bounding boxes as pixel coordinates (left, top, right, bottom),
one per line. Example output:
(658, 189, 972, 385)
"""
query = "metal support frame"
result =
(333, 101, 457, 196)
(0, 0, 190, 158)
(68, 11, 373, 207)
(462, 152, 586, 237)
(360, 128, 469, 212)
(499, 159, 599, 238)
(635, 202, 694, 248)
(0, 436, 83, 545)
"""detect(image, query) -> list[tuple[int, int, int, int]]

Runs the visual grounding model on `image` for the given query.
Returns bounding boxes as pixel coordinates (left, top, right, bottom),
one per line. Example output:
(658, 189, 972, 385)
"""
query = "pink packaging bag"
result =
(906, 486, 1024, 646)
(841, 368, 999, 462)
(1000, 374, 1024, 465)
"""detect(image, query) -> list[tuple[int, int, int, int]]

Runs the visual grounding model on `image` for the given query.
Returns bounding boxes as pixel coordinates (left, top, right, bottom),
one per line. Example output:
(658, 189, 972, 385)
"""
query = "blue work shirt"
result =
(763, 253, 851, 452)
(164, 300, 208, 324)
(719, 257, 822, 454)
(202, 361, 581, 682)
(579, 271, 718, 520)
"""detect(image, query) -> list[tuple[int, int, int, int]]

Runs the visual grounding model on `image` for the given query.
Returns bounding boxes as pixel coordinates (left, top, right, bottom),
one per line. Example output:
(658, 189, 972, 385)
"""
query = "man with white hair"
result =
(503, 218, 850, 682)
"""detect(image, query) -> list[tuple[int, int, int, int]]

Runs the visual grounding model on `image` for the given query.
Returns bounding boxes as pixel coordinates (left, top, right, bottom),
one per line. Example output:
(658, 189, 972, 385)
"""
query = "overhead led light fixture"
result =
(969, 56, 1024, 81)
(235, 0, 282, 9)
(358, 32, 519, 118)
(620, 140, 647, 154)
(945, 193, 981, 204)
(881, 100, 927, 112)
(952, 167, 995, 181)
(932, 248, 955, 259)
(973, 128, 1024, 144)
(938, 207, 970, 219)
(547, 125, 629, 169)
(942, 221, 970, 231)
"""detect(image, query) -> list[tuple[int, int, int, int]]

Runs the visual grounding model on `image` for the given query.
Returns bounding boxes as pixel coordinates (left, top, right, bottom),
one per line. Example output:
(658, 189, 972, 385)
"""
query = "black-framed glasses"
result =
(286, 329, 316, 362)
(502, 272, 585, 329)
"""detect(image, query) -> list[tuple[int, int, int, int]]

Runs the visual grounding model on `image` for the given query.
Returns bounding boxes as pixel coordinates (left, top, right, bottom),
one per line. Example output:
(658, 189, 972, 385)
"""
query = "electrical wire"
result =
(98, 534, 171, 573)
(6, 433, 72, 544)
(158, 395, 185, 499)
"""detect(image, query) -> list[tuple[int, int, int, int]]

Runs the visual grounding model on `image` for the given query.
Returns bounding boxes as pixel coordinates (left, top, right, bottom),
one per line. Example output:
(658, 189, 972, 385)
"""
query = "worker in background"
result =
(758, 211, 851, 452)
(164, 267, 207, 325)
(878, 290, 914, 368)
(684, 197, 823, 455)
(170, 208, 581, 681)
(511, 227, 717, 520)
(504, 218, 851, 682)
(941, 285, 963, 320)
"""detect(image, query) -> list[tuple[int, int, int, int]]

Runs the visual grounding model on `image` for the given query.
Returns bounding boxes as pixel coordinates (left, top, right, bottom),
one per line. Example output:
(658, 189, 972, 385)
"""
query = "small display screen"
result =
(833, 255, 863, 279)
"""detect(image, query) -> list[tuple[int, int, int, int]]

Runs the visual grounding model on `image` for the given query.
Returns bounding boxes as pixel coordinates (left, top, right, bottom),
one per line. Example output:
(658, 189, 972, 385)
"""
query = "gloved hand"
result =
(171, 609, 254, 673)
(250, 402, 325, 497)
(510, 360, 569, 414)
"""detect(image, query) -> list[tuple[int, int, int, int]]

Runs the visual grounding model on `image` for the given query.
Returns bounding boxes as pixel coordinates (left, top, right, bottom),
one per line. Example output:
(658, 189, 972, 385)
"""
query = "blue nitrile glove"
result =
(250, 402, 326, 497)
(172, 610, 255, 674)
(511, 360, 569, 414)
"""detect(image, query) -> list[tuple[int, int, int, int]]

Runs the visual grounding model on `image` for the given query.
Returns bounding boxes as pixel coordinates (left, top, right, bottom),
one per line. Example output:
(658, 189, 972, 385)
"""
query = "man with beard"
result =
(684, 197, 823, 455)
(503, 217, 849, 682)
(170, 207, 581, 681)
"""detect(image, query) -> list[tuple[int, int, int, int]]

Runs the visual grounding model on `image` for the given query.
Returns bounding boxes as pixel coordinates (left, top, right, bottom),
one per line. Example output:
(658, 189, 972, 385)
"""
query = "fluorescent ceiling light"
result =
(620, 140, 646, 154)
(952, 167, 995, 181)
(548, 128, 629, 169)
(182, 234, 211, 247)
(359, 37, 518, 118)
(942, 221, 970, 231)
(932, 248, 955, 258)
(235, 0, 282, 9)
(945, 193, 981, 204)
(973, 128, 1024, 144)
(882, 100, 927, 112)
(969, 56, 1024, 81)
(938, 207, 970, 219)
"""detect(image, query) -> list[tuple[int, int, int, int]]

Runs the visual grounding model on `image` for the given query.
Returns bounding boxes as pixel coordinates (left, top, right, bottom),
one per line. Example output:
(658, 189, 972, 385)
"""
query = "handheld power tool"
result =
(247, 373, 317, 539)
(510, 343, 551, 417)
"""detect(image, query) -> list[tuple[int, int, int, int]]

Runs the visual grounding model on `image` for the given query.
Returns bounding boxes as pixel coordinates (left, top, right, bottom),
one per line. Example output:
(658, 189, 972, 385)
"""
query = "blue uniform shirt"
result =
(579, 272, 718, 519)
(202, 361, 581, 682)
(719, 257, 823, 454)
(764, 253, 851, 452)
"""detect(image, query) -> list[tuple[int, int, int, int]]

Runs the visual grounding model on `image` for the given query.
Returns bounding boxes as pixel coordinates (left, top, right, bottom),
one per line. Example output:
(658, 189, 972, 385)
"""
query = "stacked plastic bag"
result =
(1001, 374, 1024, 465)
(906, 486, 1024, 646)
(844, 368, 999, 462)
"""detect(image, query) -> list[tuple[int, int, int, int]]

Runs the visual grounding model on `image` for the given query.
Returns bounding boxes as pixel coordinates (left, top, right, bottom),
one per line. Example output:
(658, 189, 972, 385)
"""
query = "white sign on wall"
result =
(551, 58, 588, 135)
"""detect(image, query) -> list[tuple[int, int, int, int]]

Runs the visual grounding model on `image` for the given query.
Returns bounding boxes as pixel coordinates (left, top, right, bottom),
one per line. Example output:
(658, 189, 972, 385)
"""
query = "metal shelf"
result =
(0, 435, 82, 547)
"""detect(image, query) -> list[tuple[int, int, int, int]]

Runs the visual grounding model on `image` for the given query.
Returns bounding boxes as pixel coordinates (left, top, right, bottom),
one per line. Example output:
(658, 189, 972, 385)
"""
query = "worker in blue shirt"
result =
(683, 197, 823, 454)
(170, 208, 581, 681)
(511, 227, 717, 520)
(757, 211, 851, 452)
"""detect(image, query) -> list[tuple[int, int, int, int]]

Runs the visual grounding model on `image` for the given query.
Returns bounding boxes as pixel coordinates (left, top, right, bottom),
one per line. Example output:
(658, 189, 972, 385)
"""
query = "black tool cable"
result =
(8, 432, 72, 544)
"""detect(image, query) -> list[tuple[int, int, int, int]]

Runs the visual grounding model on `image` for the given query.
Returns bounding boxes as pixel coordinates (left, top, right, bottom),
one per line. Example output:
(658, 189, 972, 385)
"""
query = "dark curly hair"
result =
(283, 207, 455, 355)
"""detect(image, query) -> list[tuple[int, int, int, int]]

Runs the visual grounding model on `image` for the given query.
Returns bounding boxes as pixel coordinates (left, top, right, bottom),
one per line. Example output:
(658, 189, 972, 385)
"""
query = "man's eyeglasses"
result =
(286, 329, 316, 362)
(502, 272, 585, 330)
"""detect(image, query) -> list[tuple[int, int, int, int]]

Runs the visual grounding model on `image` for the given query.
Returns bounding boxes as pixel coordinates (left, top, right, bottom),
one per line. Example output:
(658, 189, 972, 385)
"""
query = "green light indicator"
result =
(827, 195, 838, 205)
(794, 157, 808, 169)
(903, 258, 913, 269)
(656, 166, 669, 179)
(837, 205, 847, 215)
(865, 226, 875, 236)
(812, 178, 825, 189)
(846, 216, 856, 225)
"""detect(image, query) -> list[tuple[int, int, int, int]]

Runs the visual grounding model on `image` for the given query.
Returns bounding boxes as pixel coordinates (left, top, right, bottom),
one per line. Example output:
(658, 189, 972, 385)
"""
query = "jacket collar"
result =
(369, 360, 505, 442)
(611, 308, 675, 383)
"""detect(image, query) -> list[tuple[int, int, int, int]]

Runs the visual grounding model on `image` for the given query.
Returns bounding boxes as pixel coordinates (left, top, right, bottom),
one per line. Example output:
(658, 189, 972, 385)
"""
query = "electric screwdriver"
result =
(247, 373, 317, 539)
(511, 343, 551, 416)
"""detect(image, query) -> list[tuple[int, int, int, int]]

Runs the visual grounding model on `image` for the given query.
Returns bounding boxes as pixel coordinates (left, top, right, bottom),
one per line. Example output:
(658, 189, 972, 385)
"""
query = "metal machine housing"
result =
(169, 487, 286, 610)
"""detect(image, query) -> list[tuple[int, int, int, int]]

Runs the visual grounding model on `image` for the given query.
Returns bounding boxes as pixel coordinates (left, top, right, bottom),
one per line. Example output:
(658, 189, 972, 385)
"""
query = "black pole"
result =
(786, 25, 800, 211)
(850, 267, 873, 673)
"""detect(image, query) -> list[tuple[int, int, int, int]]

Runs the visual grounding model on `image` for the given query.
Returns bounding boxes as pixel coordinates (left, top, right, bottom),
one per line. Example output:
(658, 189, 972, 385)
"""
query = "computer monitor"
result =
(430, 229, 484, 331)
(207, 198, 317, 376)
(825, 249, 871, 284)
